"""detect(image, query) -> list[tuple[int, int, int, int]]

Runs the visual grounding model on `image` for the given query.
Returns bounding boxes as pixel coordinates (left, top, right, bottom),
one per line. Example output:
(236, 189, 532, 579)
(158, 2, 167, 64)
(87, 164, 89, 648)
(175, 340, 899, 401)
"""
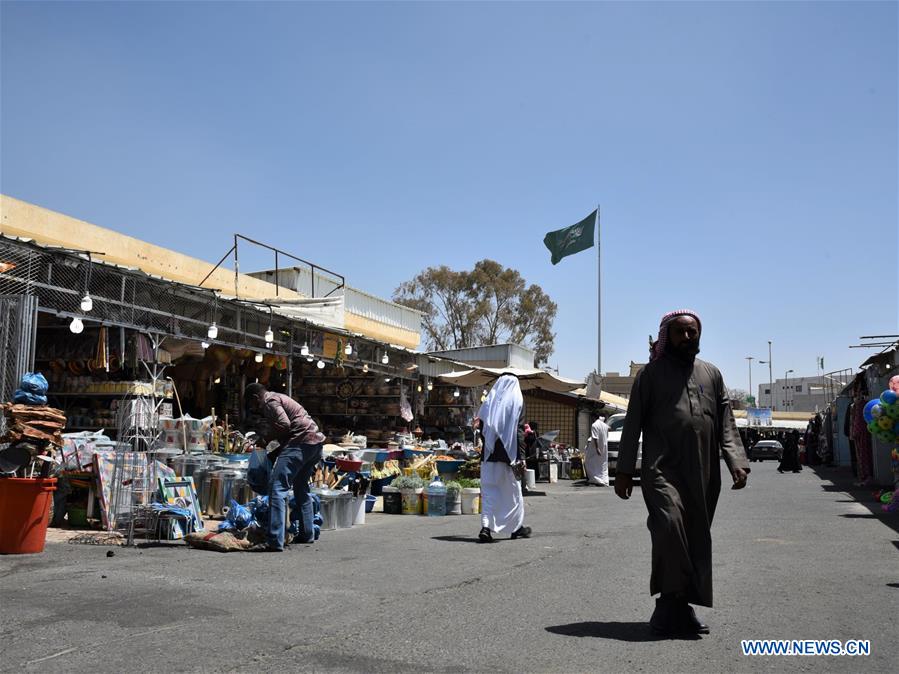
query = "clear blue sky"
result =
(2, 1, 896, 394)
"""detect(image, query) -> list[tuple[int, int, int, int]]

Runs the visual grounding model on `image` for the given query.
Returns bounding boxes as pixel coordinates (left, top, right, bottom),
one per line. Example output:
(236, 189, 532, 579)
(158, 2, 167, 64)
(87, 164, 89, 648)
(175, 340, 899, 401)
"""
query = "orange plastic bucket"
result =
(0, 478, 57, 554)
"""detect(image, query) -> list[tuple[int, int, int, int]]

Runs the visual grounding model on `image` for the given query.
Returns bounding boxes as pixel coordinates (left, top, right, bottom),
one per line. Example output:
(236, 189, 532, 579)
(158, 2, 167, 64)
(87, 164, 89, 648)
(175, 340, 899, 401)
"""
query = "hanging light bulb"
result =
(80, 294, 93, 312)
(306, 355, 314, 363)
(300, 342, 309, 357)
(317, 359, 325, 369)
(207, 322, 218, 340)
(266, 342, 273, 349)
(254, 352, 263, 363)
(214, 377, 221, 384)
(264, 326, 274, 344)
(453, 388, 460, 398)
(426, 381, 433, 391)
(69, 316, 84, 334)
(344, 342, 353, 356)
(481, 393, 488, 403)
(417, 384, 423, 393)
(362, 363, 369, 373)
(381, 352, 389, 365)
(201, 341, 210, 349)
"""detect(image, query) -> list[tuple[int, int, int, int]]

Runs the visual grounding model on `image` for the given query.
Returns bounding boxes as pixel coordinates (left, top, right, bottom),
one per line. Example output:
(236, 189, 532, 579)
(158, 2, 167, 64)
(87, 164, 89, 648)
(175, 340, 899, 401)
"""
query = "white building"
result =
(757, 373, 852, 413)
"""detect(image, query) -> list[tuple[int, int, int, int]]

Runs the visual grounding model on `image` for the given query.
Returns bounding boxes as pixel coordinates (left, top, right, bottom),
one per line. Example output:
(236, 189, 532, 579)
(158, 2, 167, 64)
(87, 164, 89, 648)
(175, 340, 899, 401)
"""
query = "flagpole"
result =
(596, 205, 601, 377)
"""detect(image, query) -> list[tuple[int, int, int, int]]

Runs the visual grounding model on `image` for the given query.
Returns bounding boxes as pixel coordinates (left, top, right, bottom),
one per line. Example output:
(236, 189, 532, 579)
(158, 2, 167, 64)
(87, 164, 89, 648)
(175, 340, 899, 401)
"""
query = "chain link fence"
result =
(0, 236, 296, 355)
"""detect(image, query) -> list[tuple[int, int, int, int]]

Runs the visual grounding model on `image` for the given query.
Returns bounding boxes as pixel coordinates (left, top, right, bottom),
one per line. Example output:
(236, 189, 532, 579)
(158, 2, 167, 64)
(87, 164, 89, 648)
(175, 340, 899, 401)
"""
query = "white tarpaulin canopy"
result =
(735, 418, 809, 430)
(437, 367, 583, 393)
(245, 295, 345, 331)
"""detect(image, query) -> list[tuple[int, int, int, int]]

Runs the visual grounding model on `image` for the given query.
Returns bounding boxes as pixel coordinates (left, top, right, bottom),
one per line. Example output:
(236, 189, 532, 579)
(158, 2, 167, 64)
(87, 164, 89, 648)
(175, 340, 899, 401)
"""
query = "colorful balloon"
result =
(867, 420, 879, 433)
(881, 390, 898, 406)
(890, 374, 899, 394)
(886, 403, 899, 420)
(877, 416, 893, 430)
(863, 399, 879, 423)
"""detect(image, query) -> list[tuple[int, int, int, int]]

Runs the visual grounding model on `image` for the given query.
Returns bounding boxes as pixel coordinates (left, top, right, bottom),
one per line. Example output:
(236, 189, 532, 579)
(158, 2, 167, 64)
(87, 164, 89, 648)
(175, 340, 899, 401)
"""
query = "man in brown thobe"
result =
(616, 310, 749, 636)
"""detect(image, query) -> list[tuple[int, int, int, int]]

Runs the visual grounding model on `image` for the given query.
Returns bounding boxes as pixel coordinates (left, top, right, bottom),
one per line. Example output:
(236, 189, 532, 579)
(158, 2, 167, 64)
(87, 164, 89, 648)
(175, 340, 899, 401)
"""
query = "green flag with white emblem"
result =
(543, 210, 596, 265)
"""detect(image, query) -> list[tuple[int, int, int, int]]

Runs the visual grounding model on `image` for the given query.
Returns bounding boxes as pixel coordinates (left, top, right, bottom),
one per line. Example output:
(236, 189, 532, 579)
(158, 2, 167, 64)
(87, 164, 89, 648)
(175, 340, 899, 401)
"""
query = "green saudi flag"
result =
(543, 210, 596, 265)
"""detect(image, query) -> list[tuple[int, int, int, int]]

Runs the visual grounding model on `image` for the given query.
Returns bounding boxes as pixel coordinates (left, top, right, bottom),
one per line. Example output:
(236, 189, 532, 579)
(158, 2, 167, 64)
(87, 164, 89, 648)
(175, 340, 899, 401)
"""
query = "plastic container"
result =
(403, 448, 431, 460)
(364, 494, 377, 513)
(335, 457, 363, 473)
(445, 490, 462, 515)
(400, 488, 422, 515)
(317, 494, 338, 530)
(426, 478, 447, 517)
(525, 469, 536, 490)
(435, 459, 466, 475)
(369, 475, 393, 496)
(0, 477, 57, 554)
(336, 493, 355, 529)
(461, 487, 480, 515)
(352, 496, 366, 525)
(382, 487, 402, 514)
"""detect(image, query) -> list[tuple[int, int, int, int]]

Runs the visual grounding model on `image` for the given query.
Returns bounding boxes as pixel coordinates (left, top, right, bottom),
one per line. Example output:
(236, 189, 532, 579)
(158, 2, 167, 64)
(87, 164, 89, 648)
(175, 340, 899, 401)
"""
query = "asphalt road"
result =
(1, 461, 896, 673)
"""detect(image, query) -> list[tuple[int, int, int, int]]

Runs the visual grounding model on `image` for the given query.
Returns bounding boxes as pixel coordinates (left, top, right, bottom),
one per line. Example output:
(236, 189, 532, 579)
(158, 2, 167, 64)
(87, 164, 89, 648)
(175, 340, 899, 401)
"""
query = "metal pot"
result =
(204, 469, 251, 517)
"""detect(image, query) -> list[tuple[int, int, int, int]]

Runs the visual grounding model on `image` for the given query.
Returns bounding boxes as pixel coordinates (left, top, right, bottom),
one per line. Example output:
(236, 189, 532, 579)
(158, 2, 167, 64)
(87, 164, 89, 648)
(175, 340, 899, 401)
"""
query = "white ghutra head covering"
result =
(478, 374, 523, 462)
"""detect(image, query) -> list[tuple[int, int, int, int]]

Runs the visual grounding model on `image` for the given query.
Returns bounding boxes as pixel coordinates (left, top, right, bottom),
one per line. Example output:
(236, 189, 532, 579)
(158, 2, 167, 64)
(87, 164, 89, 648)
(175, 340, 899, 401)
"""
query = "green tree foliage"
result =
(393, 259, 558, 365)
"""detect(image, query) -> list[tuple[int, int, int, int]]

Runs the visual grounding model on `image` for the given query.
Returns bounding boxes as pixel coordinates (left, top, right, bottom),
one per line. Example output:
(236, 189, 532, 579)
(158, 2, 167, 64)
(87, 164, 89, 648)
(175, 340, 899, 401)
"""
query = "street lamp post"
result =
(746, 356, 755, 407)
(759, 352, 773, 409)
(784, 369, 794, 409)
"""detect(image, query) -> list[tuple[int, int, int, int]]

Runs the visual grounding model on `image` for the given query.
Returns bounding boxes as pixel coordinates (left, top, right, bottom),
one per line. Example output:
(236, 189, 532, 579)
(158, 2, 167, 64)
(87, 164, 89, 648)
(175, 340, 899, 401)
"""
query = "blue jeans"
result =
(267, 443, 322, 549)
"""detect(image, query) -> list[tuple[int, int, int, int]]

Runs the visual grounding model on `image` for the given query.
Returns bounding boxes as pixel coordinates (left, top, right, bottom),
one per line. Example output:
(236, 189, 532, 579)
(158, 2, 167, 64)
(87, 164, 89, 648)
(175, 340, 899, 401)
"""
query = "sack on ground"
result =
(183, 531, 253, 552)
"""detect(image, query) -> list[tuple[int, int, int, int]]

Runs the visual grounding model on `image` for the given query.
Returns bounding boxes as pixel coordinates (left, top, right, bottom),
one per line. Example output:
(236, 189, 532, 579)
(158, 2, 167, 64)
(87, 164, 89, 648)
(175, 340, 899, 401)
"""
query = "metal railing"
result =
(198, 234, 345, 299)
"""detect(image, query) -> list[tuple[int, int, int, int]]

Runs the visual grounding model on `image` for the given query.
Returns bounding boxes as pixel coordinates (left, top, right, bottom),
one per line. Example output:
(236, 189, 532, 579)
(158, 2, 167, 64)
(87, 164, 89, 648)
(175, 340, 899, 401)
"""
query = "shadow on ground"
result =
(545, 621, 699, 642)
(809, 465, 899, 538)
(431, 535, 482, 544)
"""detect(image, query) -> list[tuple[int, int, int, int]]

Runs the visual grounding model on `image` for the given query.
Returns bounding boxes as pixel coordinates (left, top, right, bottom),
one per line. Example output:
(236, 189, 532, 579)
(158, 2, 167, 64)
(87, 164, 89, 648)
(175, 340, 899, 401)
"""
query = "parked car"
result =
(748, 439, 783, 462)
(605, 413, 641, 476)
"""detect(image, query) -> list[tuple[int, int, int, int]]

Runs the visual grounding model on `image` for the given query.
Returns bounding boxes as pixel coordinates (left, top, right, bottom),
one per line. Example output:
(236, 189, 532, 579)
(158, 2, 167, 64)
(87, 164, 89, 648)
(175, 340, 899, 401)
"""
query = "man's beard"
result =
(668, 340, 700, 359)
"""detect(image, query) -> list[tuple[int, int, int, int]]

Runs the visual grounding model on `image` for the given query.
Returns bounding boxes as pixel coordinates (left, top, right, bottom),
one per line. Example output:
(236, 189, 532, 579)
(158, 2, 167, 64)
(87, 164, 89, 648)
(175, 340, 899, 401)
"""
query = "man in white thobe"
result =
(584, 416, 609, 486)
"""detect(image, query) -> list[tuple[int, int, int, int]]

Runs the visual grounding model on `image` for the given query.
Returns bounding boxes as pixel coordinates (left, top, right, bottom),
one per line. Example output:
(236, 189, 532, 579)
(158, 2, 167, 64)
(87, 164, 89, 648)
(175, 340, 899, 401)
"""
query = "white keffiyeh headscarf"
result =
(478, 374, 523, 462)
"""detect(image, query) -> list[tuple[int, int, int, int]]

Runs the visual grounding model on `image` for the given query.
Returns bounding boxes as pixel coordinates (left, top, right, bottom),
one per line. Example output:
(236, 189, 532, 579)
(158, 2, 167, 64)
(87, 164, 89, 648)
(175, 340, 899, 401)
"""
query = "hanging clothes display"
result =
(850, 379, 874, 485)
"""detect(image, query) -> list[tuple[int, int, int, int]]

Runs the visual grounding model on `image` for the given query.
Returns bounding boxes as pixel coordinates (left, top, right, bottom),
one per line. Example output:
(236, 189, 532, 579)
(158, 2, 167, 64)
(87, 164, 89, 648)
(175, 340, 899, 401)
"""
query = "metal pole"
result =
(596, 206, 601, 377)
(233, 234, 240, 299)
(768, 340, 773, 411)
(746, 356, 754, 406)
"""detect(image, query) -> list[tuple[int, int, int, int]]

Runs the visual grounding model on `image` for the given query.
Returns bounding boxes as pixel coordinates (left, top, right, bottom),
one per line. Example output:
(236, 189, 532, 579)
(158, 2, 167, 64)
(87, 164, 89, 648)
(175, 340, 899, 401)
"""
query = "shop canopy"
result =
(436, 367, 583, 394)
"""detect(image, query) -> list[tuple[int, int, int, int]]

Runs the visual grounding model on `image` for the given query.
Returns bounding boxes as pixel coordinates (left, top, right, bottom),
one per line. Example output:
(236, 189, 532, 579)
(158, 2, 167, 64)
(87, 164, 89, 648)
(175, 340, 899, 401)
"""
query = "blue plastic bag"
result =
(246, 449, 272, 494)
(246, 495, 270, 527)
(225, 499, 254, 530)
(14, 372, 49, 405)
(19, 372, 48, 395)
(13, 390, 47, 405)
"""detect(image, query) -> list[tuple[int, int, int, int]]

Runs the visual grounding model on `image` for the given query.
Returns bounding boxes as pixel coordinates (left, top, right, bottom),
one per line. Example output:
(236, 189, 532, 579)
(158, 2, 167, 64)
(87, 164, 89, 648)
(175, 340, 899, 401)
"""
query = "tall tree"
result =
(394, 260, 558, 365)
(728, 388, 750, 410)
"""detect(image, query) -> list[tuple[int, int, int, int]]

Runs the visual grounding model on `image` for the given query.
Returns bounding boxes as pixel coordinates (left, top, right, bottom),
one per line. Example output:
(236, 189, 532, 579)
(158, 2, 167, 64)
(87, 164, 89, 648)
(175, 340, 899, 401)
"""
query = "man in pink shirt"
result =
(245, 383, 325, 551)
